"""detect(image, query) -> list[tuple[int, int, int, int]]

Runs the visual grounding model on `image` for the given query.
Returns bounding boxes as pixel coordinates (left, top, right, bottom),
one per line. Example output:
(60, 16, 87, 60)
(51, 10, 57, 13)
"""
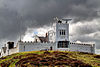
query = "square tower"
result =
(56, 20, 69, 49)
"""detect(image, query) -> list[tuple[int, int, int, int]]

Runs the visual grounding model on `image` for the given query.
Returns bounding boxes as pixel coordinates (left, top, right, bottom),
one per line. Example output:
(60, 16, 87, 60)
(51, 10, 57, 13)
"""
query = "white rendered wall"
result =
(9, 47, 18, 55)
(1, 49, 7, 57)
(56, 22, 69, 41)
(18, 41, 70, 52)
(1, 47, 18, 57)
(18, 41, 56, 52)
(70, 43, 95, 53)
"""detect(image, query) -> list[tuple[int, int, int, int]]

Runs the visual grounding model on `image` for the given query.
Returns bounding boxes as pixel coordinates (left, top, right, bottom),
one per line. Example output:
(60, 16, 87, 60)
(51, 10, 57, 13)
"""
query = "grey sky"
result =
(0, 0, 100, 48)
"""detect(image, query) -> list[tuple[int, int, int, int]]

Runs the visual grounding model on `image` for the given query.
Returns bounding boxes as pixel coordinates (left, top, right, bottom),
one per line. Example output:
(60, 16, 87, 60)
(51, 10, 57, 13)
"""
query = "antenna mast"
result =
(54, 17, 59, 21)
(18, 15, 22, 42)
(20, 16, 22, 41)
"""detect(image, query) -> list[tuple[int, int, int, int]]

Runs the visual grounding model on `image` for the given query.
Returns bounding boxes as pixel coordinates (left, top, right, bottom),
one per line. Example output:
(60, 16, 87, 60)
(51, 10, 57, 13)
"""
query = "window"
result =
(59, 30, 66, 35)
(24, 46, 25, 51)
(60, 30, 62, 35)
(63, 30, 65, 35)
(58, 41, 69, 48)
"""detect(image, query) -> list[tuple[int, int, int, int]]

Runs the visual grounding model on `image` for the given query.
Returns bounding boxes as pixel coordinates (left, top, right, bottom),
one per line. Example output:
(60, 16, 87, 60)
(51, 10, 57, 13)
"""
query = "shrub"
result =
(94, 55, 100, 58)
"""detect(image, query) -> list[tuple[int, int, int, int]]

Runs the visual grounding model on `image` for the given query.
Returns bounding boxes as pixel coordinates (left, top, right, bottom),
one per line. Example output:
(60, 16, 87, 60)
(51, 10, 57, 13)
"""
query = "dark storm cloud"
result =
(0, 0, 100, 48)
(69, 20, 100, 49)
(71, 21, 100, 35)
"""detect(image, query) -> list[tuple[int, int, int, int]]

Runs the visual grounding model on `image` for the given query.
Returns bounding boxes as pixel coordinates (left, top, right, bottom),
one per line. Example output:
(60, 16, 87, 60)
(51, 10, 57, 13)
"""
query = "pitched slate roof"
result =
(38, 37, 48, 43)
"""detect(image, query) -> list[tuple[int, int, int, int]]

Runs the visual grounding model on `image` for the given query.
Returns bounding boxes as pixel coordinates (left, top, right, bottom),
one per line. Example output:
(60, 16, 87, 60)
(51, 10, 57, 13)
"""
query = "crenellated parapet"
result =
(18, 40, 54, 44)
(70, 42, 95, 47)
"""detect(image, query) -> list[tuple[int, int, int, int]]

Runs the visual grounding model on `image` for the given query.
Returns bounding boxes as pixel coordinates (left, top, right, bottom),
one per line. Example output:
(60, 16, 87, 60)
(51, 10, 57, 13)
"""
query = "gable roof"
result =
(38, 37, 48, 43)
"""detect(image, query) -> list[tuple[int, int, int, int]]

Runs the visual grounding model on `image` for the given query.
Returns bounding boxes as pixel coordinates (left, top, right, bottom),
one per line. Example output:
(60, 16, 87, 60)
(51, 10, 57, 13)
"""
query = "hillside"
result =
(0, 51, 100, 67)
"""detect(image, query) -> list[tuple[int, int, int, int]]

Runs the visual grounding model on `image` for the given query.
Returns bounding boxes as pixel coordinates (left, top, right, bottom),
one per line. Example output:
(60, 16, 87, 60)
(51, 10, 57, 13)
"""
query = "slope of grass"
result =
(0, 51, 100, 67)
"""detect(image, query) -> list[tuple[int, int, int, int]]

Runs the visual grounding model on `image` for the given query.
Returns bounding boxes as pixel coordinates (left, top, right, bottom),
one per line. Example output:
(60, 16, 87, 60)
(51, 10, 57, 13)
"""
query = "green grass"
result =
(0, 51, 100, 67)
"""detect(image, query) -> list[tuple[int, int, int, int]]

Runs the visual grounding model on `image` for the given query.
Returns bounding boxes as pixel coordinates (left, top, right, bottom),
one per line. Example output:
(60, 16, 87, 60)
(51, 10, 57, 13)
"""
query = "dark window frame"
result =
(58, 41, 69, 48)
(59, 30, 66, 36)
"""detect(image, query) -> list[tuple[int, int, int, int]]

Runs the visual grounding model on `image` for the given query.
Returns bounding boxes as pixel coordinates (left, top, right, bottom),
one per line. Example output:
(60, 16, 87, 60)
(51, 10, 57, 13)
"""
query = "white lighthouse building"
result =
(0, 19, 95, 57)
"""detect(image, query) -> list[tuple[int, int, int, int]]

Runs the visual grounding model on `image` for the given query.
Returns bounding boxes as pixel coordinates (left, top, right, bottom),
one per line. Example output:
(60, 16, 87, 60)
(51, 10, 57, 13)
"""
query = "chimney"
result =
(4, 44, 6, 47)
(46, 33, 48, 37)
(36, 39, 37, 43)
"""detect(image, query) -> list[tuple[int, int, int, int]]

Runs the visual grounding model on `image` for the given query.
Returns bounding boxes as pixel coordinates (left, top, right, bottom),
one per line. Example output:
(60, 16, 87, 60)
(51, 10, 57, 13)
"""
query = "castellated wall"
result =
(18, 41, 56, 52)
(0, 41, 95, 57)
(70, 42, 95, 53)
(18, 41, 95, 53)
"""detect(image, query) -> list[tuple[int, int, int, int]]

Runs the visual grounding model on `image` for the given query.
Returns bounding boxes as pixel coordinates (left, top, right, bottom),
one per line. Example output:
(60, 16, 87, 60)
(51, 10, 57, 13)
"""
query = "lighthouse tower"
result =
(55, 19, 71, 50)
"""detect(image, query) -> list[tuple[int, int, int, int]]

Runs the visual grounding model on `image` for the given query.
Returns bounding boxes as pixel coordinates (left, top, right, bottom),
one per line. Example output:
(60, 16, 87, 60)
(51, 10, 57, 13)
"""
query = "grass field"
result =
(0, 51, 100, 67)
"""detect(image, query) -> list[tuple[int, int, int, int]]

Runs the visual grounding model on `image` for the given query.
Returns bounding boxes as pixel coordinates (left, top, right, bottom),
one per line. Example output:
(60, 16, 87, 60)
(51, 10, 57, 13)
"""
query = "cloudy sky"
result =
(0, 0, 100, 49)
